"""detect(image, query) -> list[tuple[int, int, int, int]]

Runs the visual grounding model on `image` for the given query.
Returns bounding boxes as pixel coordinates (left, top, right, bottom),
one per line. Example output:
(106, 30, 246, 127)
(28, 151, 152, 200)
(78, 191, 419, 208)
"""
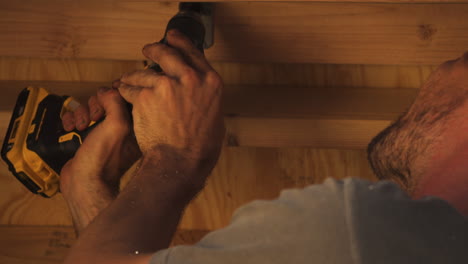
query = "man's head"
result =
(367, 53, 468, 195)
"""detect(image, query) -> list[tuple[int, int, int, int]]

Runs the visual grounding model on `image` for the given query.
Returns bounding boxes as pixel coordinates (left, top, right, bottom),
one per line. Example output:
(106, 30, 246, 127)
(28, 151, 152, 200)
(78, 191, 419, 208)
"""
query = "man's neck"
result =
(413, 122, 468, 217)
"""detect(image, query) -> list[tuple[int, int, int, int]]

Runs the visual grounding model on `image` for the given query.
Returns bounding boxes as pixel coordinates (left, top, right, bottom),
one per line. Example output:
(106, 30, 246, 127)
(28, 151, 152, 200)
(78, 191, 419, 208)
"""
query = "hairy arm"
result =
(64, 148, 204, 264)
(60, 86, 140, 235)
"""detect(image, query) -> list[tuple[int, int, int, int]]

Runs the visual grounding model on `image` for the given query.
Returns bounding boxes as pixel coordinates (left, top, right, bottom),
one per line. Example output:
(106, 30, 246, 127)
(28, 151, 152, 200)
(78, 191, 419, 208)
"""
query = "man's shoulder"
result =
(151, 178, 468, 264)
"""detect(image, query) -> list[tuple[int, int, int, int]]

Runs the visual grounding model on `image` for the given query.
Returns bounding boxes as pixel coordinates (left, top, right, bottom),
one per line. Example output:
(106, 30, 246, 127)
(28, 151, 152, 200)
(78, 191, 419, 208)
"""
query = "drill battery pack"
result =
(1, 87, 90, 197)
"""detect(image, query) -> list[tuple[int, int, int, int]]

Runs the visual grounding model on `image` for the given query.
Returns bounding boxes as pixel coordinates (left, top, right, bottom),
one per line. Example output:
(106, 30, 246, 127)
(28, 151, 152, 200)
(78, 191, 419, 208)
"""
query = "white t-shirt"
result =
(151, 178, 468, 264)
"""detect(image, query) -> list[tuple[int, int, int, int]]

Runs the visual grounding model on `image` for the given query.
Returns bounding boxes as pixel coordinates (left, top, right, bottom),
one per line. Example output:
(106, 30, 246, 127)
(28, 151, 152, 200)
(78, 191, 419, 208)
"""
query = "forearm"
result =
(61, 134, 137, 235)
(64, 148, 204, 264)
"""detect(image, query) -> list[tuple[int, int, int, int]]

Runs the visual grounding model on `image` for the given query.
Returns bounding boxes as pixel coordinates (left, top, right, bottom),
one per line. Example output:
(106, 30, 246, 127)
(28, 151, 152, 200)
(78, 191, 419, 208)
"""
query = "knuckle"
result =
(157, 76, 172, 88)
(142, 43, 154, 54)
(120, 72, 132, 81)
(181, 68, 200, 86)
(62, 111, 73, 121)
(75, 105, 86, 115)
(204, 71, 223, 89)
(100, 90, 121, 107)
(106, 88, 121, 98)
(189, 48, 203, 59)
(159, 44, 176, 57)
(88, 96, 100, 109)
(144, 42, 163, 53)
(87, 98, 96, 112)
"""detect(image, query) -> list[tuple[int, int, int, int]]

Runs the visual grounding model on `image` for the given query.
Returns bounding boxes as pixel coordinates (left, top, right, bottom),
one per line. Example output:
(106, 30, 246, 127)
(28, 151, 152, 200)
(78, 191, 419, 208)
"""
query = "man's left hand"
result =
(60, 87, 141, 234)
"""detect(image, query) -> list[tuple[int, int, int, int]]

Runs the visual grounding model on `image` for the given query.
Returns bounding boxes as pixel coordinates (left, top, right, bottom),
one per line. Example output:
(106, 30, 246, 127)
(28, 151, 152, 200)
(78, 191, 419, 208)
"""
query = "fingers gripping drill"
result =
(0, 2, 214, 197)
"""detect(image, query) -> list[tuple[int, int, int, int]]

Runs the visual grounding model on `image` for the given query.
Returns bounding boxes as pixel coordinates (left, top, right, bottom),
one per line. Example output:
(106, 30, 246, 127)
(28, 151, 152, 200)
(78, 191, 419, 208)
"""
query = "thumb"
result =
(96, 86, 130, 124)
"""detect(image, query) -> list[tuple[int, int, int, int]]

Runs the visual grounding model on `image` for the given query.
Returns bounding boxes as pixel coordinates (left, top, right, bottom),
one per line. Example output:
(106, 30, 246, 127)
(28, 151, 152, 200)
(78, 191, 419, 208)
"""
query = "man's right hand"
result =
(116, 29, 225, 186)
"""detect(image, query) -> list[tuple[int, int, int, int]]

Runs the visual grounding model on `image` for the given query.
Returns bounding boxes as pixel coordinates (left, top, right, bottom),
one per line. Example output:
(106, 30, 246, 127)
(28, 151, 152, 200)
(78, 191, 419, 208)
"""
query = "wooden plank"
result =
(181, 147, 376, 229)
(0, 225, 208, 264)
(0, 226, 74, 264)
(0, 80, 418, 120)
(0, 147, 376, 230)
(213, 63, 434, 89)
(0, 2, 467, 64)
(0, 57, 435, 89)
(225, 117, 391, 149)
(0, 57, 143, 82)
(222, 86, 417, 120)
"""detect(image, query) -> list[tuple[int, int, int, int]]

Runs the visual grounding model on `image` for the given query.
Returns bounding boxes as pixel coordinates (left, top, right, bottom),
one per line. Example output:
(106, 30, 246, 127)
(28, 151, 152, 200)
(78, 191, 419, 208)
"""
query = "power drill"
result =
(1, 2, 214, 198)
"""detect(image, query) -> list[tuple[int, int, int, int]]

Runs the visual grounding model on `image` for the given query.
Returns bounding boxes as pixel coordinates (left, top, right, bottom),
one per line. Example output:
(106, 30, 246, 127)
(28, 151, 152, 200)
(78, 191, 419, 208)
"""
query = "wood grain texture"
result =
(0, 57, 143, 82)
(225, 117, 391, 148)
(222, 86, 417, 119)
(0, 80, 418, 119)
(0, 225, 208, 264)
(0, 2, 467, 64)
(182, 147, 376, 229)
(213, 63, 435, 89)
(0, 57, 436, 89)
(0, 147, 376, 230)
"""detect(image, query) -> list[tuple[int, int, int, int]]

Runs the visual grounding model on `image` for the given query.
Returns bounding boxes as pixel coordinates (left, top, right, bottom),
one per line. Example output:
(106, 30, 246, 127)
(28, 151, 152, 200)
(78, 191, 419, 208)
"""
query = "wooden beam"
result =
(222, 86, 417, 120)
(0, 225, 208, 264)
(0, 57, 435, 89)
(0, 80, 417, 118)
(0, 2, 467, 64)
(0, 57, 143, 82)
(225, 117, 390, 149)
